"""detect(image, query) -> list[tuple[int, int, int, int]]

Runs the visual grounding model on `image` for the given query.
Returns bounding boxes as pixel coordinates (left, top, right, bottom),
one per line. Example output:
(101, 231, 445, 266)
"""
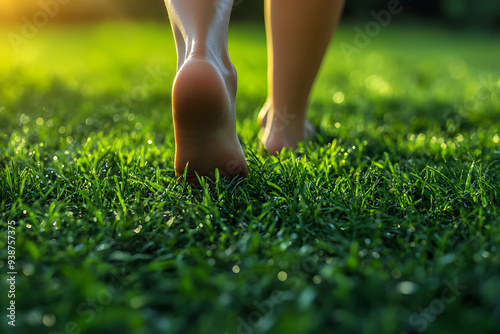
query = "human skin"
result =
(166, 0, 248, 183)
(259, 0, 345, 154)
(165, 0, 344, 182)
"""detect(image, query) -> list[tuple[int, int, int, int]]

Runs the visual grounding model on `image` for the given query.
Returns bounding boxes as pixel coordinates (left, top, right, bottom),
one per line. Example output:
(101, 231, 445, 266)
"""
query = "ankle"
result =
(272, 106, 307, 134)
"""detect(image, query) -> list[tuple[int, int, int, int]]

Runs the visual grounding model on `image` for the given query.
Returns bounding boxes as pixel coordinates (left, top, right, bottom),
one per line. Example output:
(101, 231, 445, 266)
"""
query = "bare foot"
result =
(258, 103, 316, 155)
(172, 57, 248, 184)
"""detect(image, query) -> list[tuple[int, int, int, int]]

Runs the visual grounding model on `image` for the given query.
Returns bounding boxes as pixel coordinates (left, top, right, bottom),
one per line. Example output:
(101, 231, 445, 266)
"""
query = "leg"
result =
(260, 0, 345, 154)
(165, 0, 248, 183)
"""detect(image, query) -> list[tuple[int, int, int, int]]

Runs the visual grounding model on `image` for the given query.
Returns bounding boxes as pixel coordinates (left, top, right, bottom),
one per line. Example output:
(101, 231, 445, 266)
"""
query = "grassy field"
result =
(1, 21, 500, 334)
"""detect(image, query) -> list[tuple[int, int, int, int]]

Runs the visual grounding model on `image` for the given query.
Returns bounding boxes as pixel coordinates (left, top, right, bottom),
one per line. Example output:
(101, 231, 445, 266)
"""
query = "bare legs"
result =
(165, 0, 344, 182)
(260, 0, 345, 154)
(166, 0, 248, 183)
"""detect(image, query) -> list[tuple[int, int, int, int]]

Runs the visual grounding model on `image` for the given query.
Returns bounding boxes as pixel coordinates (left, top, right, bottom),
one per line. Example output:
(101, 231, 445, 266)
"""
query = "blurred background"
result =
(0, 0, 499, 29)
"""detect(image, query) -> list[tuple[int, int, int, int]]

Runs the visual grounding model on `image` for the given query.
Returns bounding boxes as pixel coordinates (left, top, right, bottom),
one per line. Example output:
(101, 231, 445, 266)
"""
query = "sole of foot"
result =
(172, 57, 248, 184)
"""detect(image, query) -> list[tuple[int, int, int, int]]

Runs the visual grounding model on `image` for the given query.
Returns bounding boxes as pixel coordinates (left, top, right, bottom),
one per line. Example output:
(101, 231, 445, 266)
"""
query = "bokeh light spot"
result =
(333, 91, 345, 104)
(396, 281, 418, 295)
(278, 271, 287, 281)
(42, 314, 56, 327)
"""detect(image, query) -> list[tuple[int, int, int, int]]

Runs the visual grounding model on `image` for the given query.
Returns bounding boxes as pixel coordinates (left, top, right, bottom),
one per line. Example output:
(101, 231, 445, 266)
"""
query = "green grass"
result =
(1, 21, 500, 334)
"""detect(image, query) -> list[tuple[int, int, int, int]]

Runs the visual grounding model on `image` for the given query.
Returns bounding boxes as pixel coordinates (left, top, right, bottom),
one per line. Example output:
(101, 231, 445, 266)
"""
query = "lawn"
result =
(1, 21, 500, 334)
